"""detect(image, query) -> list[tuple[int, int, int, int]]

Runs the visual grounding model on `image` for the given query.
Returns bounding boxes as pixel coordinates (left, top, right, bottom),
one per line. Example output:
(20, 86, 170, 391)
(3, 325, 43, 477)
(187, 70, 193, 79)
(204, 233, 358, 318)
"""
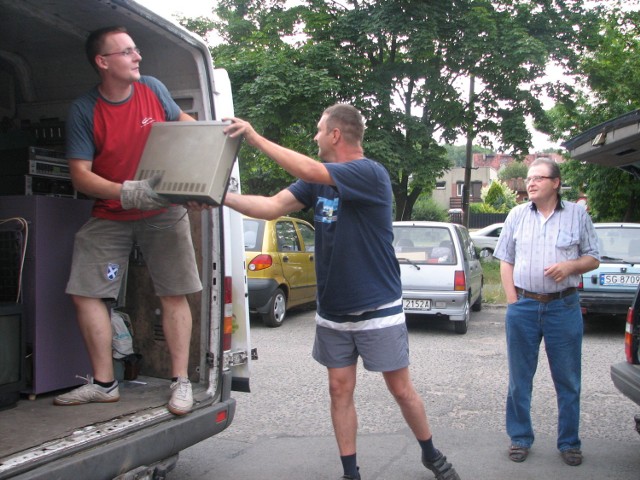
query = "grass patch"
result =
(481, 258, 506, 305)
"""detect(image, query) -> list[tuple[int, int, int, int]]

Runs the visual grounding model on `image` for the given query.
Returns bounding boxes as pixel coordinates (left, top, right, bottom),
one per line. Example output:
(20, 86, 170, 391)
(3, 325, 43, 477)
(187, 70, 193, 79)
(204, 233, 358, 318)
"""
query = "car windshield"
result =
(596, 227, 640, 261)
(392, 226, 456, 264)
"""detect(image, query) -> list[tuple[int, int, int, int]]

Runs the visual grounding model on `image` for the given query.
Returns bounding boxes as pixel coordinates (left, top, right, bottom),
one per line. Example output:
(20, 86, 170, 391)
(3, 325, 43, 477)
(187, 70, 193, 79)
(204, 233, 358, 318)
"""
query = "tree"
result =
(544, 7, 640, 221)
(188, 0, 605, 219)
(482, 180, 517, 212)
(444, 144, 492, 168)
(498, 161, 528, 182)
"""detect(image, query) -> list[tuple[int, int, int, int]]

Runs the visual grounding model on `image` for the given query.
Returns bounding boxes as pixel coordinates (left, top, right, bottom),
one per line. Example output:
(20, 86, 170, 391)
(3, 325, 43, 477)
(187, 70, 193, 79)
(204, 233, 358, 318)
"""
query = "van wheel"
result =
(263, 288, 287, 328)
(454, 299, 470, 334)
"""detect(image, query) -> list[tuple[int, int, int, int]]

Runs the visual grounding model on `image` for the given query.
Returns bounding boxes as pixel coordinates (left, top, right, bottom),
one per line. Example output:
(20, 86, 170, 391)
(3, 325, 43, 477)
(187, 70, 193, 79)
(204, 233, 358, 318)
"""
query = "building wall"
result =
(431, 153, 565, 210)
(432, 166, 498, 209)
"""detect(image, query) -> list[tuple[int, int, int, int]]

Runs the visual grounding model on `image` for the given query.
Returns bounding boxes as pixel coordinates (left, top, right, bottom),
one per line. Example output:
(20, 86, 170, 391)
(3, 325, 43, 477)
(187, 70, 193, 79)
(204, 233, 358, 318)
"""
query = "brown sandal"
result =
(560, 448, 583, 466)
(509, 445, 529, 463)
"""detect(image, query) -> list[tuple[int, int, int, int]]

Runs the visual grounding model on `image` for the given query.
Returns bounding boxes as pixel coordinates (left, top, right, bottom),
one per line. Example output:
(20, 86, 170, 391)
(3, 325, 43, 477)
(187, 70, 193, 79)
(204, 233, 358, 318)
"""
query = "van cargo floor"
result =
(0, 376, 176, 459)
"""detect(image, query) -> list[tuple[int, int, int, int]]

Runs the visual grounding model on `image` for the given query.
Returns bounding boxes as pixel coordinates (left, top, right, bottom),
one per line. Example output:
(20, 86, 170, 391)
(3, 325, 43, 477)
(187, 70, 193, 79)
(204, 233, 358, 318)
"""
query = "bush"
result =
(411, 197, 448, 221)
(469, 202, 500, 213)
(481, 180, 517, 212)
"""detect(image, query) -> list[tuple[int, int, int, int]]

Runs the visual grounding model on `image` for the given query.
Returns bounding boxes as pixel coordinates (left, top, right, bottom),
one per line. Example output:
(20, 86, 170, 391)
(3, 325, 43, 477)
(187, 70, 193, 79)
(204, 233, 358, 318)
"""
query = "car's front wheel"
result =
(262, 288, 287, 328)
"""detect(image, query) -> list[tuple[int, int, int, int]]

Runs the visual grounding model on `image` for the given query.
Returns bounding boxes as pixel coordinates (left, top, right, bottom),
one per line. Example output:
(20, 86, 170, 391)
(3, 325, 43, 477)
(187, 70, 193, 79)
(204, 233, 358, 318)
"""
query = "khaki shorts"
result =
(66, 206, 202, 299)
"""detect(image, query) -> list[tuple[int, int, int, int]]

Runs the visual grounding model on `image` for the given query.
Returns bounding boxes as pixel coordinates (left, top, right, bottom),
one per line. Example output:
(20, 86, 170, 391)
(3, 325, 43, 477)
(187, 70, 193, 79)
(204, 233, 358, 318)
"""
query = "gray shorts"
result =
(312, 323, 410, 372)
(66, 206, 202, 299)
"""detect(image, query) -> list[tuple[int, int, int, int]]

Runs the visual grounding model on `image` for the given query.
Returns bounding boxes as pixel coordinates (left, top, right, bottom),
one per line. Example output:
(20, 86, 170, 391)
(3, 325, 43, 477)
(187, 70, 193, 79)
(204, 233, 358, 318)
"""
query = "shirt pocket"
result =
(556, 229, 580, 259)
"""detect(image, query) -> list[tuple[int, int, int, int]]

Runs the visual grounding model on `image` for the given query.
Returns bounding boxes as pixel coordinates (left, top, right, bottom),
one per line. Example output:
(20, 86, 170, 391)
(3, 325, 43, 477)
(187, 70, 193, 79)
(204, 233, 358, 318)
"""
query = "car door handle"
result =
(282, 255, 289, 262)
(309, 255, 314, 262)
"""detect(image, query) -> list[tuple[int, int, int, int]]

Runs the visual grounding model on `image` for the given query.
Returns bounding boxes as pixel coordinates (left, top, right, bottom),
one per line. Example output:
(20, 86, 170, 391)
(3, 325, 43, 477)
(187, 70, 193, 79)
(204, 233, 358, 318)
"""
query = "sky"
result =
(137, 0, 562, 152)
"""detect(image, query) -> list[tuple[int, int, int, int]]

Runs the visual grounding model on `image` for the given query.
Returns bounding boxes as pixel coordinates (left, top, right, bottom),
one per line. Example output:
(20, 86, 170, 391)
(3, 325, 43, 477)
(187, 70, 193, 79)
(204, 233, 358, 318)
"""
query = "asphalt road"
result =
(172, 306, 640, 480)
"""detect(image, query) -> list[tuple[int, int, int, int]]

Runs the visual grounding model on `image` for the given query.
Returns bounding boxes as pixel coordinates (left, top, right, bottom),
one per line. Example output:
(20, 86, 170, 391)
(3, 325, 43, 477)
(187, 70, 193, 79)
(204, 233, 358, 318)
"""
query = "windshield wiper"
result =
(397, 257, 421, 270)
(600, 255, 635, 264)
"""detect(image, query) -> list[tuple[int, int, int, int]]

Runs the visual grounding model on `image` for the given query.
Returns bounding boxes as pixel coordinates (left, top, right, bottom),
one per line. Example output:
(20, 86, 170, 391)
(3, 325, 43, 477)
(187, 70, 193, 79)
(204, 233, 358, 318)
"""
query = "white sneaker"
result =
(53, 376, 120, 406)
(168, 377, 193, 415)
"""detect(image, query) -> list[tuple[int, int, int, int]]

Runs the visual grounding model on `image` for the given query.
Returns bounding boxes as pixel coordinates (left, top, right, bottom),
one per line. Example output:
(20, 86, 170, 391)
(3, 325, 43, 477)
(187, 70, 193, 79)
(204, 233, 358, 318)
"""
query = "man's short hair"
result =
(529, 157, 561, 193)
(530, 157, 561, 180)
(86, 26, 128, 72)
(323, 104, 365, 145)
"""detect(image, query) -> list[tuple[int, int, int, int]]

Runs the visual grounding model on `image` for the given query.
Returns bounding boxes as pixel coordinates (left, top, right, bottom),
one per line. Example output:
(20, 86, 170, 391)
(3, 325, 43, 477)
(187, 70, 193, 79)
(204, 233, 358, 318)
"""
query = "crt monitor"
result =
(0, 303, 25, 409)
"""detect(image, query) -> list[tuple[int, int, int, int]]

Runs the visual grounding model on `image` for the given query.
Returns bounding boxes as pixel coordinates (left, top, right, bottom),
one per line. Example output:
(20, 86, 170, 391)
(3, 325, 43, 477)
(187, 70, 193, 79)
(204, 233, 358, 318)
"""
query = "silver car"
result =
(393, 221, 484, 334)
(578, 222, 640, 317)
(470, 222, 503, 258)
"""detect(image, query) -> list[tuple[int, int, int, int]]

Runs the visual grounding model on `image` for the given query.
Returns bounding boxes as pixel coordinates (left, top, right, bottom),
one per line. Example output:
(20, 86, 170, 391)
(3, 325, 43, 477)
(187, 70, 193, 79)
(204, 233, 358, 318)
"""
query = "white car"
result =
(470, 223, 504, 258)
(393, 221, 484, 334)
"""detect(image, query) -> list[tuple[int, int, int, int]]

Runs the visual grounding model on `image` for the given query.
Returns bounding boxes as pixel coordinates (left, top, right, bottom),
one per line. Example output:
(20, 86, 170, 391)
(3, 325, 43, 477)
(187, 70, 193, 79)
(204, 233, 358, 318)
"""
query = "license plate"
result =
(599, 273, 640, 286)
(403, 299, 431, 310)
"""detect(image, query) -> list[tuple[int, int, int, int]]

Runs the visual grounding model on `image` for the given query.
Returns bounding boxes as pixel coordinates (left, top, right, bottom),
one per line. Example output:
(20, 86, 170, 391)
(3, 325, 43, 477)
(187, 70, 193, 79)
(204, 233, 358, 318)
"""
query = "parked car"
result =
(564, 110, 640, 434)
(244, 216, 317, 327)
(611, 288, 640, 435)
(578, 223, 640, 316)
(470, 222, 504, 258)
(392, 221, 484, 334)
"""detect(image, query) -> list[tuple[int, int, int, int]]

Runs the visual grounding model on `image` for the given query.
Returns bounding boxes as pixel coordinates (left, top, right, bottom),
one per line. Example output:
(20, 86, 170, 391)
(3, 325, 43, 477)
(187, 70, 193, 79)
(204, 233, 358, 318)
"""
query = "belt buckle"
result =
(535, 292, 549, 302)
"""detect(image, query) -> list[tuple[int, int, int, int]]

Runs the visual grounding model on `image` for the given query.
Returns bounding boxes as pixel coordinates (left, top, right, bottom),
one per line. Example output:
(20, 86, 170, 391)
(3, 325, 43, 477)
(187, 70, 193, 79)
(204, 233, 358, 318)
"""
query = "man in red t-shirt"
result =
(54, 26, 205, 415)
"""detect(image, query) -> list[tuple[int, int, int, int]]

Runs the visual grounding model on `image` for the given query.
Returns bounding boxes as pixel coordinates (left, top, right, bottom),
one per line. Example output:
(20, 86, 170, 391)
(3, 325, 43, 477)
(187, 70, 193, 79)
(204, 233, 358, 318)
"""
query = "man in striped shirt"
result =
(494, 157, 599, 467)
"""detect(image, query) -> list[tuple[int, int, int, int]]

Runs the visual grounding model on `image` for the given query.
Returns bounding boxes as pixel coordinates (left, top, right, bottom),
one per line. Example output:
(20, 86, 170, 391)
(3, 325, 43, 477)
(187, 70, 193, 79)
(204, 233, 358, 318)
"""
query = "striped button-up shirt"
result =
(493, 199, 599, 294)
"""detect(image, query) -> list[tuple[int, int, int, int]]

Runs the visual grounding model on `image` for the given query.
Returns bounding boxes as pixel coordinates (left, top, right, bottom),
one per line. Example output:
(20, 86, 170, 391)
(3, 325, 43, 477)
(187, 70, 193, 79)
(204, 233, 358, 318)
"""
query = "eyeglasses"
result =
(525, 175, 555, 184)
(100, 47, 141, 58)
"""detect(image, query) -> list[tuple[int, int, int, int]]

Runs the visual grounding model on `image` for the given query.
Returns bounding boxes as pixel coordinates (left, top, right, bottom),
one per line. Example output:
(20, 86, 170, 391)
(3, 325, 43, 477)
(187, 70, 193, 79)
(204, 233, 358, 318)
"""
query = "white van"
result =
(0, 1, 251, 478)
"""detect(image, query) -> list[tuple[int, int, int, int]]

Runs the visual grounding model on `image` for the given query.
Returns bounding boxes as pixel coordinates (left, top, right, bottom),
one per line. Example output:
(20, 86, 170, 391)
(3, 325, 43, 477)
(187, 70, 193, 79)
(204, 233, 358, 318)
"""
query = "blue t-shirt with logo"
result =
(288, 158, 401, 315)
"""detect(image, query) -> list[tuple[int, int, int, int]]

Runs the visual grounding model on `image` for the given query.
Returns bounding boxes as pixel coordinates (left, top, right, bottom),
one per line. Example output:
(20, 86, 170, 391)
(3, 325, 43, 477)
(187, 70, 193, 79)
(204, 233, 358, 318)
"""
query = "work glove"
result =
(120, 173, 170, 210)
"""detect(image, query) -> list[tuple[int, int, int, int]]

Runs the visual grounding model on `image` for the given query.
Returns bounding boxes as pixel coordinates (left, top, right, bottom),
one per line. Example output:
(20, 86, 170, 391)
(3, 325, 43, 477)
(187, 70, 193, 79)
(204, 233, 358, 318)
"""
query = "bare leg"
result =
(328, 364, 358, 455)
(383, 367, 432, 440)
(71, 295, 114, 382)
(159, 295, 192, 378)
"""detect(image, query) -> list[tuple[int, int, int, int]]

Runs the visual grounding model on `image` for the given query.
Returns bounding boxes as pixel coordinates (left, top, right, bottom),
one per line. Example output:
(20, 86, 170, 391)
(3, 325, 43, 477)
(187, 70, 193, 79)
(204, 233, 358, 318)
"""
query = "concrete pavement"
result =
(174, 423, 639, 479)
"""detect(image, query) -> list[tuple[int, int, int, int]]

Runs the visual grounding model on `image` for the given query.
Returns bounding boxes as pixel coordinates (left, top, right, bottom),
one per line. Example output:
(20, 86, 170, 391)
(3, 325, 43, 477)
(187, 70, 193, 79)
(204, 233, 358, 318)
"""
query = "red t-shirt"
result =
(66, 76, 180, 220)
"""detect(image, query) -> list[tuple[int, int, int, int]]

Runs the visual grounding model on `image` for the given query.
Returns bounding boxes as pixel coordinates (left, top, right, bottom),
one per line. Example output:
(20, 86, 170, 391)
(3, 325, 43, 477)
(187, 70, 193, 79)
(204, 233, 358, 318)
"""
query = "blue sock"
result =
(340, 454, 359, 478)
(419, 437, 440, 462)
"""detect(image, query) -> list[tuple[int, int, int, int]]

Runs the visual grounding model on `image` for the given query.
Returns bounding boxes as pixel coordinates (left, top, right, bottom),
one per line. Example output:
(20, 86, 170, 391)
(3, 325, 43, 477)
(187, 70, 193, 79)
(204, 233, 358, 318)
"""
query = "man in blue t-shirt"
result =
(224, 104, 460, 480)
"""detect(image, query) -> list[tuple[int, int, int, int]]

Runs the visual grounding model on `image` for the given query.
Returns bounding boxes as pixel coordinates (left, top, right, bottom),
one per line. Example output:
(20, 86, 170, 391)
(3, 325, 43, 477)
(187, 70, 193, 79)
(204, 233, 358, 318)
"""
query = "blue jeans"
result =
(505, 291, 583, 452)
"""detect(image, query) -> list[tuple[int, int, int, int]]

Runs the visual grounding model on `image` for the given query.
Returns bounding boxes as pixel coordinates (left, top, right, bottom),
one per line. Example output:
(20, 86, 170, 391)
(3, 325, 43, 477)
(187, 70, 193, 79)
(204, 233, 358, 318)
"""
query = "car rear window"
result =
(596, 227, 640, 260)
(243, 218, 265, 250)
(392, 226, 456, 264)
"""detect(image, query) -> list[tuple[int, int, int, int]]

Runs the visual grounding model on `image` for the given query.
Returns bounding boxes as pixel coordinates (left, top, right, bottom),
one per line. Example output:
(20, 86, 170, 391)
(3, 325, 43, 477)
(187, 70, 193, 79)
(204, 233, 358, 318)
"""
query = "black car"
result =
(610, 287, 640, 434)
(564, 110, 640, 435)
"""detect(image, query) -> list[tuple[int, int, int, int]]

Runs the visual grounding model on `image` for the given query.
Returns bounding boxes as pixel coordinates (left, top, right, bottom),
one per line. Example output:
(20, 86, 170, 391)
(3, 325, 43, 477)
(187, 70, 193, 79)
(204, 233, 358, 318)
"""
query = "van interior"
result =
(0, 0, 219, 463)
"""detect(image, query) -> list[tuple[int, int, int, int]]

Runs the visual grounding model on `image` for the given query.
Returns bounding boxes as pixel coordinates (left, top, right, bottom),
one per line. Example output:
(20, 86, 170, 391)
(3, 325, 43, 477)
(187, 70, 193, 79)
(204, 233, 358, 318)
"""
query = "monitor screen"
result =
(0, 303, 25, 392)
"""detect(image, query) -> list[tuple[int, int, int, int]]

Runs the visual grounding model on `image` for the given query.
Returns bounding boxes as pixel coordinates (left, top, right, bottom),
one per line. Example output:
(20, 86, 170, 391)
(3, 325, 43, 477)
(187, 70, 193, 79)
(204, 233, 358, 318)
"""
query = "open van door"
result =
(562, 109, 640, 180)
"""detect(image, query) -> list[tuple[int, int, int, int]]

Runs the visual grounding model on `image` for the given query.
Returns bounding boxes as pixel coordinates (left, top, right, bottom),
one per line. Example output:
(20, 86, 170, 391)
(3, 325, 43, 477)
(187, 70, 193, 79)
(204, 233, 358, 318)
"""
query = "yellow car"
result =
(243, 216, 317, 327)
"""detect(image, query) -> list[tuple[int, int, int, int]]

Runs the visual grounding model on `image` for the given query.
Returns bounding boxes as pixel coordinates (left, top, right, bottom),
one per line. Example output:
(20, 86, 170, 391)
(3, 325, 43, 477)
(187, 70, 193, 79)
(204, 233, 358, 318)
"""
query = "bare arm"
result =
(544, 255, 600, 283)
(224, 189, 305, 220)
(500, 260, 518, 304)
(69, 158, 121, 199)
(223, 117, 334, 185)
(178, 111, 195, 122)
